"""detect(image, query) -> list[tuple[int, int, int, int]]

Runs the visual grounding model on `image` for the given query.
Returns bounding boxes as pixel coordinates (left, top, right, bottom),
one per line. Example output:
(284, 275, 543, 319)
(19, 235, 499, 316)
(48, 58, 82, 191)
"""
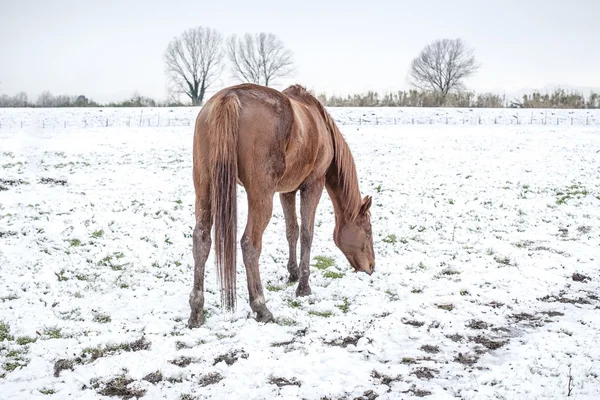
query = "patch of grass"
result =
(1, 294, 19, 302)
(91, 229, 104, 238)
(287, 299, 301, 308)
(486, 248, 495, 256)
(3, 348, 29, 373)
(308, 310, 333, 318)
(97, 375, 146, 399)
(313, 255, 335, 270)
(55, 269, 69, 281)
(460, 290, 469, 296)
(0, 321, 13, 341)
(97, 253, 128, 271)
(277, 318, 297, 327)
(375, 184, 382, 193)
(436, 304, 454, 312)
(382, 234, 397, 244)
(39, 388, 56, 395)
(411, 288, 423, 294)
(401, 357, 416, 364)
(448, 199, 455, 205)
(93, 313, 112, 324)
(494, 255, 516, 266)
(16, 336, 37, 345)
(555, 184, 590, 205)
(266, 282, 283, 292)
(68, 238, 81, 247)
(43, 326, 63, 339)
(336, 298, 350, 314)
(323, 270, 344, 279)
(441, 268, 460, 276)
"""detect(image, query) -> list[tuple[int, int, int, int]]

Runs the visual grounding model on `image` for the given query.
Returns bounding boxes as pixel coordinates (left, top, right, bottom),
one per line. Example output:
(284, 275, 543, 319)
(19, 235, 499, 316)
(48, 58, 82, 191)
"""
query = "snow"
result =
(1, 107, 599, 399)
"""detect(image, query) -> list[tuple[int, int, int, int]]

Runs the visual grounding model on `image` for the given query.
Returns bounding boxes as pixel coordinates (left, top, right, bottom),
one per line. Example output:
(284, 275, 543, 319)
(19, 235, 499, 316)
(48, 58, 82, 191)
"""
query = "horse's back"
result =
(195, 83, 332, 194)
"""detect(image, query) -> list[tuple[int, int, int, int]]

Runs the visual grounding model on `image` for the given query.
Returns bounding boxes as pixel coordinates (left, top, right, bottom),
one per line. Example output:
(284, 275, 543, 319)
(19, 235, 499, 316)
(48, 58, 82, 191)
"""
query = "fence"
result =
(1, 108, 599, 130)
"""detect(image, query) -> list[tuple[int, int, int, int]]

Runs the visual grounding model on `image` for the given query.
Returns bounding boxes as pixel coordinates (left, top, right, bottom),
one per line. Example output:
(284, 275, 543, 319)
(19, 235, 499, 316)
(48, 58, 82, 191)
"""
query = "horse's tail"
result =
(207, 92, 241, 311)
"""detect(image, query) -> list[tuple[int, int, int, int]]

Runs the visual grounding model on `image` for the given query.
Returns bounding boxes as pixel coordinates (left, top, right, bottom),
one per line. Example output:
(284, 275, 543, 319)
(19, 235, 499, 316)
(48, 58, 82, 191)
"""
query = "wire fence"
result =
(1, 108, 600, 130)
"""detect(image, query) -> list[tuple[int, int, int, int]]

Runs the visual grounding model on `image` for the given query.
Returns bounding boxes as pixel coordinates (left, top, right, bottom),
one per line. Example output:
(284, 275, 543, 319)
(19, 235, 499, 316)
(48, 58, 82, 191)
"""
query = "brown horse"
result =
(188, 83, 375, 328)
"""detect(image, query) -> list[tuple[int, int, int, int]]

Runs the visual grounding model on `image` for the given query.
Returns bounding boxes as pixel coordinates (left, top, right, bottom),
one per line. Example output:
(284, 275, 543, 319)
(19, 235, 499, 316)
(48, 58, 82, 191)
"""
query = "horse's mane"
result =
(284, 85, 362, 220)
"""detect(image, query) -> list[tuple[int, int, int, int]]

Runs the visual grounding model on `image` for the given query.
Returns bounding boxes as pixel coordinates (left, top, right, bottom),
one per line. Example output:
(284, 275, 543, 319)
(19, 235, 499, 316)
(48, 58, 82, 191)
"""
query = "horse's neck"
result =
(325, 166, 360, 224)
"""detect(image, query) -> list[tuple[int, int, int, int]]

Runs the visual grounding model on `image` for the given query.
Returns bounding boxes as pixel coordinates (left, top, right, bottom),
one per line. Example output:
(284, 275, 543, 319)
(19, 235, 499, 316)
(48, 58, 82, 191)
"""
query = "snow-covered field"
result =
(1, 107, 599, 400)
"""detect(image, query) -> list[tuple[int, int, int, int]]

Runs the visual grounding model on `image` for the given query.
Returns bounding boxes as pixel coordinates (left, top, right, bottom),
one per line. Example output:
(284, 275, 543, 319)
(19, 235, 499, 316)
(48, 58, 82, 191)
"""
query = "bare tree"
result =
(227, 32, 294, 87)
(164, 26, 224, 106)
(409, 38, 480, 100)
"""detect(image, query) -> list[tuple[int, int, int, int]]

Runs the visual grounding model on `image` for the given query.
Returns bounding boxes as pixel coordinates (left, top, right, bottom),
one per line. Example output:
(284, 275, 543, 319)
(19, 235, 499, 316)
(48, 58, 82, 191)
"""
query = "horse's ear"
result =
(360, 195, 372, 215)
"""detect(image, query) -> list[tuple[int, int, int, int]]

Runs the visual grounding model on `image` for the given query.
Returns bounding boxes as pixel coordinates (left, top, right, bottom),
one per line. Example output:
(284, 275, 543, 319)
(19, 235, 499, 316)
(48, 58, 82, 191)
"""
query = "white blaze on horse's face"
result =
(334, 196, 375, 275)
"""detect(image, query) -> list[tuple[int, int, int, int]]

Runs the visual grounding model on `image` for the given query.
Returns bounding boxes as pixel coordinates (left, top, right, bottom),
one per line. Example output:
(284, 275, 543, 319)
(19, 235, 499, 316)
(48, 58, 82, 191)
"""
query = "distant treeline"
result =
(1, 88, 599, 109)
(0, 92, 185, 108)
(317, 89, 600, 109)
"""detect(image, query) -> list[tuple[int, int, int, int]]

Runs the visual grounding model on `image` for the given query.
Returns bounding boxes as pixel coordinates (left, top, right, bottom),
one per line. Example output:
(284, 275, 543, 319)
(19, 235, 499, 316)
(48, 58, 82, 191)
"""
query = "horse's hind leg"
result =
(241, 190, 275, 323)
(188, 182, 212, 328)
(296, 178, 325, 297)
(280, 191, 299, 283)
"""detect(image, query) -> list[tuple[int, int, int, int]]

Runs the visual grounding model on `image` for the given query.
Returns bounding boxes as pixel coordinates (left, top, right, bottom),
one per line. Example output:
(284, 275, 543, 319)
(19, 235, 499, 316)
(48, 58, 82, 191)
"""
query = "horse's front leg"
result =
(296, 178, 325, 297)
(279, 191, 299, 283)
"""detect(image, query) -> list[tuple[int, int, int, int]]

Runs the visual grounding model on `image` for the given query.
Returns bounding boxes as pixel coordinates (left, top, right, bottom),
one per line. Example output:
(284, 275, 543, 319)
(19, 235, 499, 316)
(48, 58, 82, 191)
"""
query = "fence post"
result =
(21, 121, 23, 128)
(106, 118, 109, 127)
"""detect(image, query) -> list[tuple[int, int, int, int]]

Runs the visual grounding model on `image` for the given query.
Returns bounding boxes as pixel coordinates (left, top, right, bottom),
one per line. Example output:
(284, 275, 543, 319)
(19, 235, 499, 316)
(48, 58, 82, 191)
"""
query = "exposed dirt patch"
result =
(97, 376, 146, 399)
(371, 370, 402, 387)
(213, 349, 249, 366)
(169, 356, 193, 367)
(0, 179, 28, 190)
(402, 385, 432, 397)
(539, 294, 591, 305)
(531, 246, 569, 256)
(354, 389, 379, 400)
(39, 177, 67, 186)
(271, 339, 295, 347)
(470, 335, 507, 351)
(420, 345, 440, 354)
(142, 371, 162, 384)
(454, 352, 479, 366)
(542, 311, 564, 318)
(53, 359, 74, 377)
(269, 376, 302, 387)
(402, 319, 425, 327)
(510, 312, 544, 326)
(411, 367, 437, 380)
(199, 372, 223, 387)
(466, 320, 490, 330)
(55, 337, 151, 377)
(572, 273, 591, 283)
(0, 231, 18, 239)
(446, 334, 464, 342)
(325, 334, 363, 348)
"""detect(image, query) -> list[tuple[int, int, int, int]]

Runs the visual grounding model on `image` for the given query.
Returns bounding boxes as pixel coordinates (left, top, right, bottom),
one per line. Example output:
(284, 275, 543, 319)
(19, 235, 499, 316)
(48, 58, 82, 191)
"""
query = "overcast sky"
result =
(1, 0, 599, 103)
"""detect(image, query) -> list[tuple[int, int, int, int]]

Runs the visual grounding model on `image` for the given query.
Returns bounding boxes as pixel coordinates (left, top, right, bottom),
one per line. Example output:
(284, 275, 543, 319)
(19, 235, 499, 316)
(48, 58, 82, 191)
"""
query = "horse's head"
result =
(334, 195, 375, 275)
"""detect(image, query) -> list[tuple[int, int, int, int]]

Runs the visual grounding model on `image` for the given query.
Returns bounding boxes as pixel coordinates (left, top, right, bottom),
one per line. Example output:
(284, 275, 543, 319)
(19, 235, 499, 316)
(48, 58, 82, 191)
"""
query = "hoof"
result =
(295, 285, 311, 297)
(287, 273, 299, 284)
(187, 312, 205, 329)
(256, 309, 274, 323)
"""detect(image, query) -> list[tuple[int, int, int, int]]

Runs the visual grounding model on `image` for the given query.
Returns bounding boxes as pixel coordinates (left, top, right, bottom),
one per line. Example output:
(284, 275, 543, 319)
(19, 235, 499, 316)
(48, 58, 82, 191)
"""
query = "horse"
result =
(188, 83, 375, 328)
